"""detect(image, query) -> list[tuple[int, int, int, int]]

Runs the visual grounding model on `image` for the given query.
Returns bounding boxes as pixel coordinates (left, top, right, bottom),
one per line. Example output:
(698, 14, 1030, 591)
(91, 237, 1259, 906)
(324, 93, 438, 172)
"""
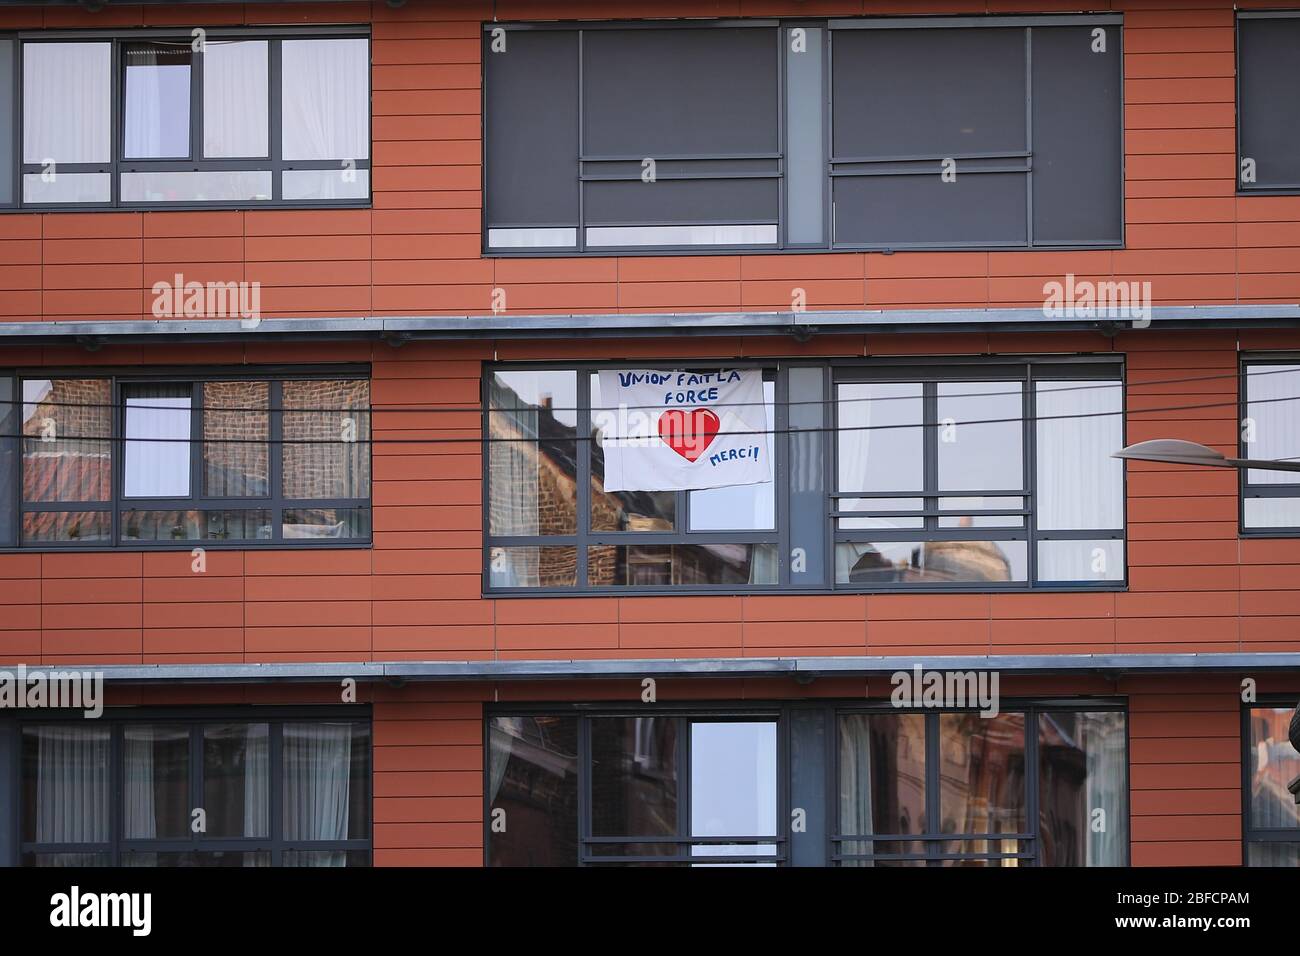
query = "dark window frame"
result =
(12, 705, 374, 868)
(1, 24, 371, 213)
(1242, 698, 1300, 866)
(484, 698, 1129, 868)
(3, 364, 372, 551)
(1239, 355, 1300, 537)
(482, 356, 1127, 596)
(481, 13, 1125, 257)
(1236, 11, 1300, 197)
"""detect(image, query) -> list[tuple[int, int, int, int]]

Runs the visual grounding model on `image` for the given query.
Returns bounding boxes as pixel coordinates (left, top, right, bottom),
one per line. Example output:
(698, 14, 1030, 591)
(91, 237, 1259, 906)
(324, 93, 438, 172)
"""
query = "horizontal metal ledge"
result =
(3, 304, 1300, 344)
(54, 652, 1300, 684)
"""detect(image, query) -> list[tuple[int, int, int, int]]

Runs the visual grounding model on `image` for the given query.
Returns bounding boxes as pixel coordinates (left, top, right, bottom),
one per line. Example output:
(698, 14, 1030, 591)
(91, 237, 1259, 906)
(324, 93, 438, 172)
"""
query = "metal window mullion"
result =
(678, 716, 691, 852)
(271, 721, 283, 867)
(191, 381, 203, 503)
(576, 369, 591, 586)
(776, 366, 790, 586)
(191, 39, 203, 164)
(776, 25, 786, 250)
(110, 376, 122, 546)
(1025, 706, 1039, 866)
(1025, 370, 1038, 586)
(110, 40, 121, 207)
(923, 381, 938, 533)
(925, 713, 939, 866)
(1025, 27, 1034, 249)
(269, 38, 282, 202)
(270, 380, 284, 543)
(577, 715, 591, 868)
(576, 30, 585, 253)
(189, 723, 202, 848)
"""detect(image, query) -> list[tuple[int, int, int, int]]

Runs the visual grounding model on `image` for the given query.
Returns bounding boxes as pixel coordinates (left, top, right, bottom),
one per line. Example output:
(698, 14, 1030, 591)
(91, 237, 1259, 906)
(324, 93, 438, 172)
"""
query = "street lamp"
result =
(1113, 438, 1300, 802)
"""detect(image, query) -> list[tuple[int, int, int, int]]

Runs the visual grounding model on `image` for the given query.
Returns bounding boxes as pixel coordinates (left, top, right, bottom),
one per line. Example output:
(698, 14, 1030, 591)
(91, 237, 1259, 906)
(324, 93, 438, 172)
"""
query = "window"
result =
(488, 711, 780, 866)
(1244, 704, 1300, 866)
(5, 370, 370, 548)
(486, 366, 779, 590)
(1241, 360, 1300, 532)
(20, 713, 371, 866)
(485, 360, 1125, 592)
(837, 706, 1127, 866)
(2, 30, 369, 209)
(482, 15, 1122, 253)
(487, 703, 1127, 867)
(834, 364, 1124, 588)
(1238, 13, 1300, 194)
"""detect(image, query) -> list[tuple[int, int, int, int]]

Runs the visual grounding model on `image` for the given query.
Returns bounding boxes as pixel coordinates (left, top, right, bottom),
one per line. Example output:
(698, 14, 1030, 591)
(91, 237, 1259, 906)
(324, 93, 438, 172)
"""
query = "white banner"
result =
(596, 369, 772, 492)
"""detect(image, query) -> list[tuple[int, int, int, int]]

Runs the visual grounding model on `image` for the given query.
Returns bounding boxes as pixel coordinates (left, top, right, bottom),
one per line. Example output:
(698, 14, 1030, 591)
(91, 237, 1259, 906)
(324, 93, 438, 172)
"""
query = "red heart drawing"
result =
(657, 407, 720, 462)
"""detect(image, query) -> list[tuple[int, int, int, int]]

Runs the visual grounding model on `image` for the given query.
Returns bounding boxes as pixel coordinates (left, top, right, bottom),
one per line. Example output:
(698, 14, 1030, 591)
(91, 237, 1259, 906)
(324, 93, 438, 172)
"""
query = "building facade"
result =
(0, 0, 1297, 867)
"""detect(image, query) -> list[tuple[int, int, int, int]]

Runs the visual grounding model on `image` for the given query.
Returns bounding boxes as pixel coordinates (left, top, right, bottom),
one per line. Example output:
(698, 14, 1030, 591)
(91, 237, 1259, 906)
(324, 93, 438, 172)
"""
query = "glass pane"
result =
(204, 723, 269, 839)
(203, 40, 268, 158)
(0, 40, 12, 206)
(837, 383, 923, 500)
(120, 509, 271, 542)
(123, 383, 192, 498)
(838, 497, 924, 531)
(488, 545, 578, 588)
(585, 224, 777, 248)
(589, 543, 778, 587)
(937, 382, 1023, 492)
(123, 724, 190, 839)
(1035, 379, 1124, 530)
(23, 42, 111, 164)
(120, 170, 272, 203)
(203, 382, 269, 497)
(0, 376, 15, 547)
(837, 839, 927, 867)
(283, 722, 369, 842)
(488, 715, 579, 866)
(1248, 706, 1300, 830)
(283, 169, 369, 201)
(938, 838, 1026, 866)
(488, 370, 578, 536)
(1245, 497, 1300, 529)
(1039, 711, 1127, 866)
(21, 725, 110, 844)
(24, 852, 111, 867)
(1247, 842, 1300, 866)
(785, 25, 824, 244)
(22, 173, 111, 204)
(690, 722, 778, 839)
(836, 540, 1027, 585)
(282, 507, 370, 540)
(122, 851, 270, 867)
(590, 717, 678, 838)
(939, 712, 1026, 838)
(282, 380, 370, 499)
(1036, 539, 1124, 583)
(1246, 366, 1300, 485)
(22, 511, 111, 543)
(937, 496, 1024, 529)
(689, 379, 775, 530)
(839, 714, 926, 843)
(591, 371, 675, 532)
(22, 379, 112, 502)
(281, 38, 369, 161)
(123, 42, 192, 159)
(282, 850, 370, 867)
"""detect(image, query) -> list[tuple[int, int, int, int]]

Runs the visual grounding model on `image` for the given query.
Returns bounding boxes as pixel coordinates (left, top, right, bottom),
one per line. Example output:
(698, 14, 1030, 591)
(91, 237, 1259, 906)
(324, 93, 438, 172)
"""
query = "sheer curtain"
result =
(123, 728, 157, 839)
(23, 42, 111, 163)
(284, 723, 354, 867)
(244, 723, 270, 838)
(1035, 381, 1123, 579)
(281, 38, 369, 162)
(124, 385, 192, 498)
(838, 715, 874, 851)
(34, 726, 110, 844)
(1084, 712, 1127, 866)
(203, 41, 269, 158)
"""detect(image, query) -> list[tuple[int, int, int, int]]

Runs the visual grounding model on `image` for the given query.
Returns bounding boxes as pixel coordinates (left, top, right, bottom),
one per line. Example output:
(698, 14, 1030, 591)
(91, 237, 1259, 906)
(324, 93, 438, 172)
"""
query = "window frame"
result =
(484, 698, 1130, 868)
(1239, 355, 1300, 536)
(832, 699, 1130, 867)
(482, 356, 1128, 596)
(13, 706, 373, 868)
(483, 359, 787, 594)
(1241, 698, 1300, 866)
(1235, 11, 1300, 197)
(4, 364, 373, 551)
(2, 25, 371, 212)
(480, 13, 1125, 256)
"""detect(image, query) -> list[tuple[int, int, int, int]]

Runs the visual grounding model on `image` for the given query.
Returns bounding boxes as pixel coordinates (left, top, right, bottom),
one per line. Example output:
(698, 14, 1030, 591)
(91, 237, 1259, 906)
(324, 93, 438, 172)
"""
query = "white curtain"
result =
(1246, 365, 1300, 486)
(23, 42, 111, 164)
(1083, 712, 1127, 866)
(281, 38, 369, 161)
(244, 724, 270, 838)
(123, 49, 191, 159)
(284, 723, 353, 867)
(1035, 381, 1123, 580)
(124, 387, 191, 498)
(488, 718, 519, 807)
(34, 726, 110, 844)
(123, 728, 158, 840)
(203, 41, 269, 158)
(838, 715, 874, 865)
